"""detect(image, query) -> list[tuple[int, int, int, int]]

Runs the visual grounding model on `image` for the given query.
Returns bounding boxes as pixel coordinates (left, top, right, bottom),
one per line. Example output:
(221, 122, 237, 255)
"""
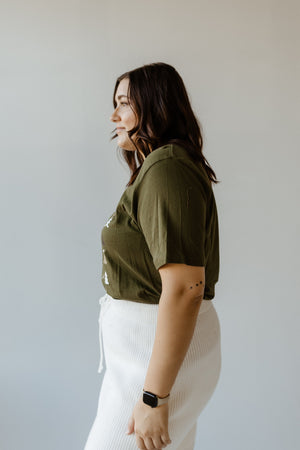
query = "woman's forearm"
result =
(143, 292, 204, 397)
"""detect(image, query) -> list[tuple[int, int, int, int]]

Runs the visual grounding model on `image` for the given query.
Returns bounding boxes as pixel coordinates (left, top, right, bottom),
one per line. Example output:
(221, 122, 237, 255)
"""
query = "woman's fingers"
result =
(144, 436, 158, 449)
(152, 435, 168, 448)
(140, 435, 170, 449)
(161, 434, 172, 445)
(136, 435, 147, 449)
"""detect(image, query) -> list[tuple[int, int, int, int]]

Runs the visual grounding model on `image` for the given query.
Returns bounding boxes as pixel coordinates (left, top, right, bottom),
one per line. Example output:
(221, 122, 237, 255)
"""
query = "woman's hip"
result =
(99, 293, 221, 378)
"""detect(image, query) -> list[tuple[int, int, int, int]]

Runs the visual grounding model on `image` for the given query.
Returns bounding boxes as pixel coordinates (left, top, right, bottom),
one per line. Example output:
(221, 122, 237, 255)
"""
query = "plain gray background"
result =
(1, 1, 299, 449)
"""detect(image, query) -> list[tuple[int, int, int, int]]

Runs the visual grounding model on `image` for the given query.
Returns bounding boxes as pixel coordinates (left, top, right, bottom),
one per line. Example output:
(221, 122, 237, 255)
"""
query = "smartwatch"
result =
(143, 390, 170, 408)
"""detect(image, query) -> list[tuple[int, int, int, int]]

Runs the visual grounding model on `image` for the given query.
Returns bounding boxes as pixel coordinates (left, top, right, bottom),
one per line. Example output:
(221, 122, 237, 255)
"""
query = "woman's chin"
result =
(117, 138, 136, 152)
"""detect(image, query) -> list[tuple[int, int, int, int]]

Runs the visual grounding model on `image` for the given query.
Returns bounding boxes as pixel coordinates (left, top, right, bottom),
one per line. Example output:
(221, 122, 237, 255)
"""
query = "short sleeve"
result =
(136, 159, 207, 270)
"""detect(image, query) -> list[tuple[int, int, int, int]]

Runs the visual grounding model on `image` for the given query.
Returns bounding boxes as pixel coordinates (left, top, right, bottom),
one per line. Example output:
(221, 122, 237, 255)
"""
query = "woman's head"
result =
(110, 62, 218, 185)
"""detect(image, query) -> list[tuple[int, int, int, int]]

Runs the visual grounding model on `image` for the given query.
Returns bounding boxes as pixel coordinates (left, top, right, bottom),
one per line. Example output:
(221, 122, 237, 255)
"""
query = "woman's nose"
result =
(110, 109, 119, 122)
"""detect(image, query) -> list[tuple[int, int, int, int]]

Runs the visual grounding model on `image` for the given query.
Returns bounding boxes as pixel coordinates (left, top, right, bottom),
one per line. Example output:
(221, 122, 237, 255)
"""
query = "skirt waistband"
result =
(99, 292, 213, 313)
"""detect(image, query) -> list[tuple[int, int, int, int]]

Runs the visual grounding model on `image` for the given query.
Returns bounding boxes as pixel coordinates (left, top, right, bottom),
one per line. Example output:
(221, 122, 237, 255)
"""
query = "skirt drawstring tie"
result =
(97, 293, 112, 374)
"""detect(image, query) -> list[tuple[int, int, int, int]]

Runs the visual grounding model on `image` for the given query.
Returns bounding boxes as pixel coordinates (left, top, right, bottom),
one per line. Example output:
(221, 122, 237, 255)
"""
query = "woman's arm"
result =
(143, 262, 205, 397)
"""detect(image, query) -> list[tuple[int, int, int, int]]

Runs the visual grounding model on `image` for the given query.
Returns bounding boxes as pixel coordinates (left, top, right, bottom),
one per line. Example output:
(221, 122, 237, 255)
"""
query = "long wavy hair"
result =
(110, 62, 219, 187)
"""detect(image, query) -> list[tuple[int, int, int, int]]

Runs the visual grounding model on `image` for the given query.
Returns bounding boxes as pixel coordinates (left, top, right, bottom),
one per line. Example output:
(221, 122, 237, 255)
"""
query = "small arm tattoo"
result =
(189, 280, 203, 289)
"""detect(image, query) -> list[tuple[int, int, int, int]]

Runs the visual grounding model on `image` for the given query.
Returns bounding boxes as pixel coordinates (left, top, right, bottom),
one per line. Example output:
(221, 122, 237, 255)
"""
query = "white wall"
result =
(1, 1, 299, 449)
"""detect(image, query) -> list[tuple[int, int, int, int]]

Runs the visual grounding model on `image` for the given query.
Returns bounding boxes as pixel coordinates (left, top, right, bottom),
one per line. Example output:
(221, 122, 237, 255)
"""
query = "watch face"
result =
(143, 391, 157, 408)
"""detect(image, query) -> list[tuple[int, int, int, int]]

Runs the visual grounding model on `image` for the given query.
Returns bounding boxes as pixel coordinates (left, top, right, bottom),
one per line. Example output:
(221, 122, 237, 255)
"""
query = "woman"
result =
(84, 62, 221, 450)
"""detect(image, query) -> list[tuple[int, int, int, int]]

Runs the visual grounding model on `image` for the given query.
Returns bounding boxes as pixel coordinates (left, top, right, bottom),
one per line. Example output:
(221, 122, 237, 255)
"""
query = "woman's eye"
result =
(114, 102, 128, 111)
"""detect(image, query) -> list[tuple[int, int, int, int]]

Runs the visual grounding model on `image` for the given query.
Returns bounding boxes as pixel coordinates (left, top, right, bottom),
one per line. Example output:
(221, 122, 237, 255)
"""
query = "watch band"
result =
(143, 390, 170, 408)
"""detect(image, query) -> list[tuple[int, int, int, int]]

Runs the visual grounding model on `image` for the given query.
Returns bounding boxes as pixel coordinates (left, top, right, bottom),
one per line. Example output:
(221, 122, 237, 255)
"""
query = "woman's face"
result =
(110, 78, 138, 151)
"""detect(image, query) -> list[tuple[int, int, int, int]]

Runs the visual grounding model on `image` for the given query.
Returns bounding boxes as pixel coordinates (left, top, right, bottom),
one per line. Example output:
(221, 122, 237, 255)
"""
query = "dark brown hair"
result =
(110, 62, 219, 186)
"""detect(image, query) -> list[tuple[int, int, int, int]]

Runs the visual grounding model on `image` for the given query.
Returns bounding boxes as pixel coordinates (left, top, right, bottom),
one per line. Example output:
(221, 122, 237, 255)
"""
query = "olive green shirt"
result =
(101, 143, 219, 304)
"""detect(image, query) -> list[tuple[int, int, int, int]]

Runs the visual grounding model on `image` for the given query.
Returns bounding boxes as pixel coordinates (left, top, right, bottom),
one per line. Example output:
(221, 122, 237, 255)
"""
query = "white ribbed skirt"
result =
(84, 293, 221, 450)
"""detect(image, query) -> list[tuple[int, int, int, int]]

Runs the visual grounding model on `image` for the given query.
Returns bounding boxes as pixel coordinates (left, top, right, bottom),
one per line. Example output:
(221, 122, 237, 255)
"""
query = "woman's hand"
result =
(126, 396, 172, 450)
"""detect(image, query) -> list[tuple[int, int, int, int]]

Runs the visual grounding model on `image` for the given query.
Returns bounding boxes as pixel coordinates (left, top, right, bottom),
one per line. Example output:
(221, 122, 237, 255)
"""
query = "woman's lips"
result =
(116, 127, 125, 133)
